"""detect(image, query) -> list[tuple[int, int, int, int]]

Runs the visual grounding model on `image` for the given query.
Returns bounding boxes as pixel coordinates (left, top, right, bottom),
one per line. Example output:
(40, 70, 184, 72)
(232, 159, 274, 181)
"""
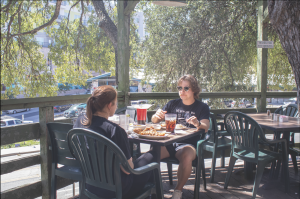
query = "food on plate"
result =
(176, 124, 186, 129)
(133, 128, 143, 134)
(161, 123, 166, 127)
(138, 126, 165, 136)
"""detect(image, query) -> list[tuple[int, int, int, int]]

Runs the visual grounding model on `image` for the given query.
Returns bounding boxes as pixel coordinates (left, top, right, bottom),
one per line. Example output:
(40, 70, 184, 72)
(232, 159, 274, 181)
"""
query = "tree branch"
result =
(92, 0, 118, 50)
(124, 0, 140, 16)
(9, 0, 62, 38)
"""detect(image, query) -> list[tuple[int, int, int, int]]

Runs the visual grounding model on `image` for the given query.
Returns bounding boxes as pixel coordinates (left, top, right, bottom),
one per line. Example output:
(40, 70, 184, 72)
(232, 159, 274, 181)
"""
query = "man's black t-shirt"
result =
(73, 115, 133, 197)
(162, 98, 210, 148)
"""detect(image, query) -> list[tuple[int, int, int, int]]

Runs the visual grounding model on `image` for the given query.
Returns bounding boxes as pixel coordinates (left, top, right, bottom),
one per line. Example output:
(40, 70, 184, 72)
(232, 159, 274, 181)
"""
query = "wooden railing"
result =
(0, 91, 296, 199)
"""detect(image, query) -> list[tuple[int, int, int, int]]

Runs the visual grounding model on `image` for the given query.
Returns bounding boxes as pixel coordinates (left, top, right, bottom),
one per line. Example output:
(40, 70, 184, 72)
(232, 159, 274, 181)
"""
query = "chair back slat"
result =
(86, 136, 101, 182)
(225, 112, 262, 161)
(78, 135, 94, 179)
(68, 128, 130, 196)
(208, 113, 217, 144)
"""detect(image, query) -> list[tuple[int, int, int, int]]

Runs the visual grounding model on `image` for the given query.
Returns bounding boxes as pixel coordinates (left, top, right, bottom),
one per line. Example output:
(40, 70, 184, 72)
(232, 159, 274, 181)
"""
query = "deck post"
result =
(39, 106, 54, 199)
(117, 1, 130, 108)
(257, 0, 268, 112)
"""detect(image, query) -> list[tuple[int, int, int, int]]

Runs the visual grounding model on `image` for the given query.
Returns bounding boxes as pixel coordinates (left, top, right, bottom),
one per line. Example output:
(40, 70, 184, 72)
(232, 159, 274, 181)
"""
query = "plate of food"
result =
(136, 126, 169, 140)
(132, 124, 146, 130)
(160, 123, 166, 129)
(175, 124, 187, 130)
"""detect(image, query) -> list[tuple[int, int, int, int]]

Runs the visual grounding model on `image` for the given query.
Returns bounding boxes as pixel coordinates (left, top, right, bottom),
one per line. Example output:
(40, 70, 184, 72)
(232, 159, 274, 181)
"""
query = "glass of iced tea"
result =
(165, 113, 177, 134)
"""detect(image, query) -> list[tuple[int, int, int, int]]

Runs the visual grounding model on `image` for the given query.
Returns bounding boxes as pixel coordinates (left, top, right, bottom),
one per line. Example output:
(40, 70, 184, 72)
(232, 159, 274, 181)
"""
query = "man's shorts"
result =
(166, 133, 206, 159)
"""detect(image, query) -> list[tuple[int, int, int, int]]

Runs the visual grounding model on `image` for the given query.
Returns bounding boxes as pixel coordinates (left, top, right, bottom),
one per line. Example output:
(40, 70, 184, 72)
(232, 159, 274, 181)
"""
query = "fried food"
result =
(161, 123, 166, 127)
(133, 128, 143, 134)
(139, 126, 165, 136)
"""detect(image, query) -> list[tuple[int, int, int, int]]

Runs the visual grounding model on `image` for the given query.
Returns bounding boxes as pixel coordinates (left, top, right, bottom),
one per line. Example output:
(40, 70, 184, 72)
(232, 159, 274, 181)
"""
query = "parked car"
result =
(1, 116, 33, 127)
(284, 97, 297, 105)
(223, 100, 233, 107)
(53, 104, 72, 113)
(231, 98, 252, 108)
(5, 108, 31, 114)
(64, 103, 86, 118)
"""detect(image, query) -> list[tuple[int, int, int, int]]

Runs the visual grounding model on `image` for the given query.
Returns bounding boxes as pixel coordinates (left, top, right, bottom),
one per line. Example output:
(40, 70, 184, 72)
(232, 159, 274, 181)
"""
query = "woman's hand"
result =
(186, 116, 200, 128)
(152, 109, 167, 123)
(121, 157, 134, 175)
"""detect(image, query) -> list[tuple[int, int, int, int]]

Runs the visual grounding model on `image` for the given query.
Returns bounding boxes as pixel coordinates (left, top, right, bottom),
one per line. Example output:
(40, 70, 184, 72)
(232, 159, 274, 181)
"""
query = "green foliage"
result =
(1, 0, 138, 98)
(140, 1, 258, 93)
(1, 139, 40, 149)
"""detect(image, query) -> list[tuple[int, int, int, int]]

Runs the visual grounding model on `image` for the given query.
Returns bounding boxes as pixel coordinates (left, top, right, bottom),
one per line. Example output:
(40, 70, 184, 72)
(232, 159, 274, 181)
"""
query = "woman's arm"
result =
(120, 157, 134, 175)
(151, 109, 167, 123)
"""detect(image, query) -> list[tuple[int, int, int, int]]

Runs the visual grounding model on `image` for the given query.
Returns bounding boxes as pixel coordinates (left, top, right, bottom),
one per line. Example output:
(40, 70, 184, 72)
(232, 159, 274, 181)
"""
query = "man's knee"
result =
(176, 146, 196, 162)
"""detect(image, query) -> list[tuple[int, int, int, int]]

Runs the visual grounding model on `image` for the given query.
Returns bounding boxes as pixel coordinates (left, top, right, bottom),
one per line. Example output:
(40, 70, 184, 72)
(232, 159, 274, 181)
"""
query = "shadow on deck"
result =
(70, 160, 300, 199)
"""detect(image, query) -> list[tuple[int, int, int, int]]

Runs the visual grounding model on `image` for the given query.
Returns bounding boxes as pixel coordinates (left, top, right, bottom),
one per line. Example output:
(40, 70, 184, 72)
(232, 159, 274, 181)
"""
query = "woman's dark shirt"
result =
(73, 115, 133, 197)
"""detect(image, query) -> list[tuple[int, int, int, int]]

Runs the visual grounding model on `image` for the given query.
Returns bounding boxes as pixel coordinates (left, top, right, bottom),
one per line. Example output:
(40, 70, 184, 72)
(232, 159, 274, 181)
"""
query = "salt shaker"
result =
(267, 110, 271, 116)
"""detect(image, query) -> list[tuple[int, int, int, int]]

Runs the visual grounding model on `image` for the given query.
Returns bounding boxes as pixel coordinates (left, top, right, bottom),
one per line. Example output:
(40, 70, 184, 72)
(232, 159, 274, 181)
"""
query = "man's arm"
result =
(186, 117, 210, 133)
(151, 109, 167, 123)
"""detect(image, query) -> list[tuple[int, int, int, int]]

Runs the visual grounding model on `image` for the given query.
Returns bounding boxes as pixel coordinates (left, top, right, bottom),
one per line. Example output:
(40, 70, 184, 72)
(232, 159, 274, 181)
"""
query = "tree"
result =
(1, 0, 139, 98)
(268, 0, 300, 114)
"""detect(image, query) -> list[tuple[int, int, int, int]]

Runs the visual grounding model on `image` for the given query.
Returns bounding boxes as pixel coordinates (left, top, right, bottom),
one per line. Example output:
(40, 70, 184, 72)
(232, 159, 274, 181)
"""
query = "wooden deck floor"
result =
(70, 160, 300, 199)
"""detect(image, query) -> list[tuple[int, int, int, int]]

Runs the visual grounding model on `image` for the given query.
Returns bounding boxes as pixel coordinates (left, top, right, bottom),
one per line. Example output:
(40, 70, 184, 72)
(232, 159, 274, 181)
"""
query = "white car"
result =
(5, 108, 31, 114)
(1, 118, 33, 127)
(283, 97, 297, 105)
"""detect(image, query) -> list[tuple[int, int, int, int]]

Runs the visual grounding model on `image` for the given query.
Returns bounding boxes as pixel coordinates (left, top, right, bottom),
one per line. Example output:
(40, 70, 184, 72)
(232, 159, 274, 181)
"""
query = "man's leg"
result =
(161, 146, 170, 159)
(174, 146, 196, 191)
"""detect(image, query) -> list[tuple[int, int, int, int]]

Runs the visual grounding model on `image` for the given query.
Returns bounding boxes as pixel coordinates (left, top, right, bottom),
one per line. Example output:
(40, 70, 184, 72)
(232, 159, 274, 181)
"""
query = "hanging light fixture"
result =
(152, 0, 187, 7)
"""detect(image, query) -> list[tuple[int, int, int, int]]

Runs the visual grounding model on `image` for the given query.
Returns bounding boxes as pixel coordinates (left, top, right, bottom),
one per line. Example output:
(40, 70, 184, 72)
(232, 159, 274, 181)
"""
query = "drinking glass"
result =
(165, 113, 177, 133)
(136, 108, 147, 124)
(119, 114, 129, 130)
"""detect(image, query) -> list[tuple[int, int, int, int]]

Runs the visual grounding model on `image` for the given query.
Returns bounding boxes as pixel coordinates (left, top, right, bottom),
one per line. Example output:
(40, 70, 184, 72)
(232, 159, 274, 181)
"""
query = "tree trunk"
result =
(268, 0, 300, 116)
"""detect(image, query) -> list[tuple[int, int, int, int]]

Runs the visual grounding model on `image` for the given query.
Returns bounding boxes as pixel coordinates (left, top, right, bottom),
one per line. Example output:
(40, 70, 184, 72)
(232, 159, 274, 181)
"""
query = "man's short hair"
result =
(178, 75, 201, 99)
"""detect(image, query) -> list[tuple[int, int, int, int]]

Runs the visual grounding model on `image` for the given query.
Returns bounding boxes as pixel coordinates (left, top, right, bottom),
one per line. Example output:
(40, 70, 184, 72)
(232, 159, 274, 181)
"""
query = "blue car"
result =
(64, 103, 86, 118)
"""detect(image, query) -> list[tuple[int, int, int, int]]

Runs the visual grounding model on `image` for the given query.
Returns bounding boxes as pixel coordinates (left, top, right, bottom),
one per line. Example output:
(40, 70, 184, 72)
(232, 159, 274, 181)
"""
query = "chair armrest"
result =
(125, 162, 160, 175)
(196, 131, 211, 156)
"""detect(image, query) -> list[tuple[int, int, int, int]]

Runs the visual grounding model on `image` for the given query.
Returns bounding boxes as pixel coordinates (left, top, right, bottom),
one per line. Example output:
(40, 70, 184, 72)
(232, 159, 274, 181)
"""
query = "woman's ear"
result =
(107, 102, 113, 110)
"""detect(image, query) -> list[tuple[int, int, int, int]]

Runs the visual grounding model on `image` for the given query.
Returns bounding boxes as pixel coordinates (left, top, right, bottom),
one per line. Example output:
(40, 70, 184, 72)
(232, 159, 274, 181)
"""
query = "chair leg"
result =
(50, 172, 56, 199)
(194, 162, 200, 199)
(167, 162, 173, 185)
(252, 162, 266, 199)
(154, 168, 164, 199)
(202, 158, 206, 190)
(221, 149, 225, 168)
(291, 154, 298, 174)
(210, 147, 217, 183)
(224, 156, 237, 189)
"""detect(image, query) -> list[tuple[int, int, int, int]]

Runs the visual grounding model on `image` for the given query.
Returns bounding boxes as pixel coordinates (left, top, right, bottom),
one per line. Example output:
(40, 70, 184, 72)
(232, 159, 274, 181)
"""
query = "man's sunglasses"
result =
(177, 86, 190, 92)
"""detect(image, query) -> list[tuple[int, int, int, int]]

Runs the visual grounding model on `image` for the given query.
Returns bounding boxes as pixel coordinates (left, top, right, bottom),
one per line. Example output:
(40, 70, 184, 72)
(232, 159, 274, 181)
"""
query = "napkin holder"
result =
(279, 115, 289, 122)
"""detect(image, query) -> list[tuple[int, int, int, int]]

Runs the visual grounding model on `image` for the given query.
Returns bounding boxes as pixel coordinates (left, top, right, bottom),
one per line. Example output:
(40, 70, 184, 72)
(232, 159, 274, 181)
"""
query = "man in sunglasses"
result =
(151, 74, 210, 199)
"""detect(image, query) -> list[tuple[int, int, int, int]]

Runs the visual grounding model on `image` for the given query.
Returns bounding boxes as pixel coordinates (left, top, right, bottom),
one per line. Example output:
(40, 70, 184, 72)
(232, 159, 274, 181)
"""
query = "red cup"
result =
(137, 108, 147, 124)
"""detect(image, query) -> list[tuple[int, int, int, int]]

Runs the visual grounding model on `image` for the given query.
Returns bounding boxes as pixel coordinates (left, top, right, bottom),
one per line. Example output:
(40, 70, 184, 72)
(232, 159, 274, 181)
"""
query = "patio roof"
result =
(86, 72, 112, 82)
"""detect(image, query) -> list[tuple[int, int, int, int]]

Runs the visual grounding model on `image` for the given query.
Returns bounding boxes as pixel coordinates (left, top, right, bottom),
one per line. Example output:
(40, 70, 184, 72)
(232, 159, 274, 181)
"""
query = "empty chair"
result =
(224, 111, 289, 199)
(47, 122, 82, 199)
(202, 113, 231, 183)
(67, 128, 164, 199)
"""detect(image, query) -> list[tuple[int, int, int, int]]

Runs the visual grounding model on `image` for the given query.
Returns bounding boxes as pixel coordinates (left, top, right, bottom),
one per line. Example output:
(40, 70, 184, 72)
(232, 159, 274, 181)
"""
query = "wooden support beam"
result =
(1, 154, 41, 175)
(124, 0, 140, 15)
(1, 123, 40, 146)
(257, 0, 268, 112)
(117, 1, 131, 108)
(39, 106, 54, 199)
(263, 6, 269, 23)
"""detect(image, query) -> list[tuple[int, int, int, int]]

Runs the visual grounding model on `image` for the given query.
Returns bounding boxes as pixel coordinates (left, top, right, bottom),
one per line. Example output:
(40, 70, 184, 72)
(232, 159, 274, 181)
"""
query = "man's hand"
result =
(186, 116, 200, 127)
(152, 109, 167, 123)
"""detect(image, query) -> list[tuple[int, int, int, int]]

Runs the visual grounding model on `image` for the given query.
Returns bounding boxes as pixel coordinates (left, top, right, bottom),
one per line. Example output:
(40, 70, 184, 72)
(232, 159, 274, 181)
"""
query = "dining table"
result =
(127, 127, 205, 163)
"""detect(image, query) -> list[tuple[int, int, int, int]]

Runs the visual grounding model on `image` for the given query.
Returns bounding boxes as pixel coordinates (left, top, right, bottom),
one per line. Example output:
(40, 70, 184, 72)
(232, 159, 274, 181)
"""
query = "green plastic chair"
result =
(274, 104, 299, 174)
(202, 113, 231, 183)
(67, 128, 164, 199)
(47, 123, 83, 199)
(224, 111, 289, 199)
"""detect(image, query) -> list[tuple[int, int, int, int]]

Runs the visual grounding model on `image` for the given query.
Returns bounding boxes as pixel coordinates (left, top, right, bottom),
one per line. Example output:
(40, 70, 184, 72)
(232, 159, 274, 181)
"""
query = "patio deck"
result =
(70, 159, 299, 199)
